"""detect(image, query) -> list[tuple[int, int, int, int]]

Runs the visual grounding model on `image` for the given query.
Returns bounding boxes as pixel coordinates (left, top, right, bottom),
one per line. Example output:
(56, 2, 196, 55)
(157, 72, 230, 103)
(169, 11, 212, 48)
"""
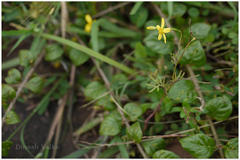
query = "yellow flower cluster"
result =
(85, 14, 93, 33)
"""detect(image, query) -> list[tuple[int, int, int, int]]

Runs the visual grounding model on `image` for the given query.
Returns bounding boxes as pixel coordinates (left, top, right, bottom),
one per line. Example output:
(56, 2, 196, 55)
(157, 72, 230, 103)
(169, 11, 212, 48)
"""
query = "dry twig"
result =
(93, 2, 130, 19)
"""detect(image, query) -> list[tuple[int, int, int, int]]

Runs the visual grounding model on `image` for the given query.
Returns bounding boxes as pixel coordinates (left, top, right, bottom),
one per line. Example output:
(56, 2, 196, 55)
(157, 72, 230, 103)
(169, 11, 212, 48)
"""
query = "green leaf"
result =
(224, 138, 238, 158)
(127, 122, 142, 143)
(2, 57, 20, 70)
(130, 2, 143, 15)
(84, 81, 114, 110)
(152, 150, 180, 158)
(160, 3, 186, 17)
(2, 140, 13, 157)
(142, 138, 165, 156)
(100, 113, 121, 136)
(19, 49, 34, 67)
(26, 76, 44, 93)
(2, 30, 33, 37)
(8, 34, 30, 56)
(2, 84, 16, 109)
(188, 7, 199, 18)
(204, 96, 232, 121)
(69, 48, 89, 66)
(191, 23, 211, 39)
(130, 6, 148, 28)
(45, 44, 64, 61)
(112, 136, 129, 158)
(5, 68, 21, 84)
(98, 146, 119, 158)
(180, 40, 206, 66)
(144, 32, 173, 55)
(172, 3, 187, 17)
(167, 80, 197, 103)
(6, 110, 20, 125)
(134, 42, 147, 59)
(74, 117, 102, 136)
(111, 73, 128, 89)
(124, 103, 142, 122)
(179, 133, 215, 158)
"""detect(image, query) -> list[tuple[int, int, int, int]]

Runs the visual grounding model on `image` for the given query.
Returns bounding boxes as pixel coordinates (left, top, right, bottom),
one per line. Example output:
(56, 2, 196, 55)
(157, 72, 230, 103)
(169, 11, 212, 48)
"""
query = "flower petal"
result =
(158, 33, 162, 40)
(85, 24, 92, 33)
(163, 34, 167, 44)
(85, 14, 92, 24)
(163, 28, 171, 33)
(146, 26, 156, 30)
(156, 25, 161, 30)
(161, 18, 165, 28)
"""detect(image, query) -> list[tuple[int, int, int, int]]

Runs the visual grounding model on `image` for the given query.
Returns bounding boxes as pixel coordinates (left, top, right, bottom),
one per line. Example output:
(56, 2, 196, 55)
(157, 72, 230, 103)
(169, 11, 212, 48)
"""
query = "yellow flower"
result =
(85, 14, 93, 33)
(146, 18, 171, 44)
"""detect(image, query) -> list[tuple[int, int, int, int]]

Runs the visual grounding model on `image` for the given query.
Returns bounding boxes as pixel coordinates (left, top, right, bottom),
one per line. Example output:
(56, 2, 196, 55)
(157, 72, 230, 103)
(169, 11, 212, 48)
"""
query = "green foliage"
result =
(69, 48, 89, 66)
(191, 23, 211, 39)
(2, 140, 13, 157)
(180, 40, 206, 66)
(188, 7, 199, 18)
(112, 136, 129, 158)
(152, 150, 180, 158)
(19, 49, 34, 67)
(224, 138, 238, 158)
(2, 84, 16, 109)
(144, 32, 174, 55)
(130, 6, 148, 28)
(168, 80, 197, 103)
(134, 42, 147, 59)
(124, 103, 143, 121)
(84, 81, 115, 110)
(45, 44, 64, 61)
(5, 68, 21, 84)
(142, 138, 165, 156)
(127, 122, 143, 143)
(160, 3, 187, 17)
(180, 134, 215, 158)
(26, 76, 44, 93)
(100, 111, 122, 136)
(5, 110, 20, 125)
(130, 2, 143, 15)
(204, 96, 232, 121)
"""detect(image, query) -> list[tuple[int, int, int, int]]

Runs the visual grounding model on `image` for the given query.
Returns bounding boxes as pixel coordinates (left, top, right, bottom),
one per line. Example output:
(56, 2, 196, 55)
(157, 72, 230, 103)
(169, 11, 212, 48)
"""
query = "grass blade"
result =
(8, 34, 30, 56)
(2, 30, 32, 37)
(130, 2, 143, 15)
(20, 124, 34, 157)
(73, 117, 102, 136)
(41, 33, 135, 74)
(2, 57, 19, 70)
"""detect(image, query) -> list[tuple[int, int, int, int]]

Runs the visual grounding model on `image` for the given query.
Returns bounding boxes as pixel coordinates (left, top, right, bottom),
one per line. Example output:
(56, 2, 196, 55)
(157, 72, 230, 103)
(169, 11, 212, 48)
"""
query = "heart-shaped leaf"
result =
(204, 95, 232, 121)
(191, 23, 211, 39)
(124, 103, 142, 122)
(168, 80, 197, 103)
(179, 133, 215, 158)
(5, 68, 21, 84)
(127, 122, 142, 143)
(180, 40, 206, 66)
(69, 48, 89, 66)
